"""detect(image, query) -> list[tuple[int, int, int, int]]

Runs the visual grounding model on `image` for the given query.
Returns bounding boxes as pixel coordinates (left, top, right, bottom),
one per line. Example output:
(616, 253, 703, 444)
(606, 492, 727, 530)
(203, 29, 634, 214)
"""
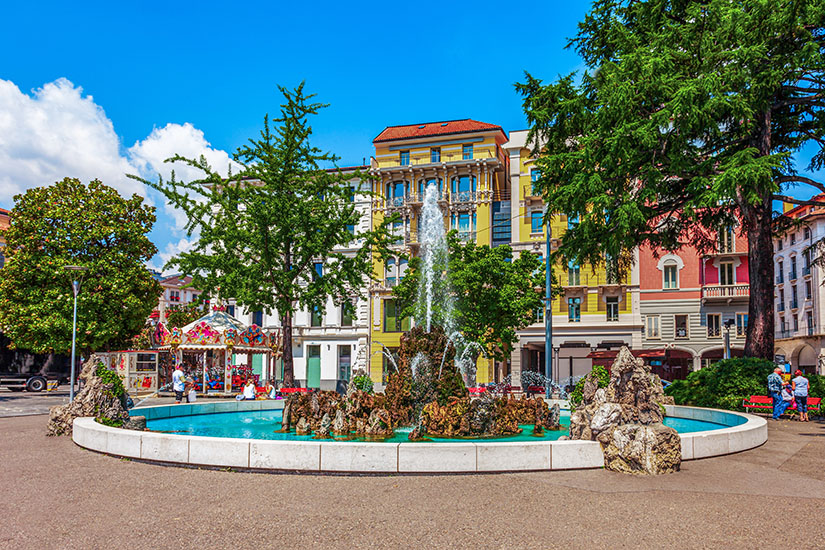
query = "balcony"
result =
(778, 302, 786, 312)
(456, 230, 476, 242)
(804, 265, 812, 276)
(701, 284, 749, 303)
(776, 329, 791, 339)
(790, 270, 798, 281)
(808, 325, 816, 336)
(375, 149, 498, 170)
(790, 300, 799, 310)
(776, 275, 784, 285)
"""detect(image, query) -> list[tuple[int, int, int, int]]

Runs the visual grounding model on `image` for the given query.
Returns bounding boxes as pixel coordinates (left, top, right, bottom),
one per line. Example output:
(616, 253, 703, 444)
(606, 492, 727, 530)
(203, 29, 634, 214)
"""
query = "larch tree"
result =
(131, 83, 396, 386)
(518, 0, 825, 359)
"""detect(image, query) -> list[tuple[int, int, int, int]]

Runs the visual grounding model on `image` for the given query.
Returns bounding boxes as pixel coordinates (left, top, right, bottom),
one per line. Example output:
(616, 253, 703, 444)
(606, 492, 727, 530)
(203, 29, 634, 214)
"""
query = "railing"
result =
(456, 230, 476, 242)
(791, 300, 799, 309)
(452, 190, 477, 203)
(384, 278, 398, 288)
(707, 326, 721, 338)
(804, 265, 811, 276)
(778, 302, 786, 312)
(776, 329, 791, 339)
(701, 284, 750, 299)
(776, 275, 784, 284)
(790, 270, 797, 281)
(808, 325, 816, 336)
(376, 149, 497, 169)
(558, 271, 628, 288)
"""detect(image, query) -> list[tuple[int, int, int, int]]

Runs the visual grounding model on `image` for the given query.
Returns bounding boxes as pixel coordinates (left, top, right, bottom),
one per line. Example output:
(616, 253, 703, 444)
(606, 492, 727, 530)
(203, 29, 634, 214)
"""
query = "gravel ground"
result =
(1, 415, 823, 550)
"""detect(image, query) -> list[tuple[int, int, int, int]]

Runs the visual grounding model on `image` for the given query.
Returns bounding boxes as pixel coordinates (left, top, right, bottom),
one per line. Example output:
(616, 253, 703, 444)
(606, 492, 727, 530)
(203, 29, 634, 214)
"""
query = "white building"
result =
(774, 199, 825, 374)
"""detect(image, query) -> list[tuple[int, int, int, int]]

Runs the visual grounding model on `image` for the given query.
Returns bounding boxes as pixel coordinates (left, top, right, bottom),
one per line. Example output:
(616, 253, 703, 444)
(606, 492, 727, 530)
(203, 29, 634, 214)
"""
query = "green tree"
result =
(131, 84, 396, 386)
(164, 302, 205, 328)
(518, 0, 825, 359)
(393, 232, 552, 362)
(0, 178, 161, 355)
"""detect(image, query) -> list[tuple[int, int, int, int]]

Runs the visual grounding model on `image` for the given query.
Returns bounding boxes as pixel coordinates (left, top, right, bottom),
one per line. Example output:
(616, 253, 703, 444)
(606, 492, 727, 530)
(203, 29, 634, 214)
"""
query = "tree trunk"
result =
(282, 311, 295, 387)
(743, 108, 775, 360)
(743, 200, 775, 360)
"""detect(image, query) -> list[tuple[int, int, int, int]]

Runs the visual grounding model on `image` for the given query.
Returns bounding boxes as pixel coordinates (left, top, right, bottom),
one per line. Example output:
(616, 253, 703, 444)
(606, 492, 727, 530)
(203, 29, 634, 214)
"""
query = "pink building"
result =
(637, 225, 750, 379)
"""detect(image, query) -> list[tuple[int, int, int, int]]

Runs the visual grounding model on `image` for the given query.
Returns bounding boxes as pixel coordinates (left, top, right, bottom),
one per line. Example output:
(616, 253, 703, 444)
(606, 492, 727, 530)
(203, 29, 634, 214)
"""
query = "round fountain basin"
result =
(143, 409, 740, 442)
(71, 400, 766, 473)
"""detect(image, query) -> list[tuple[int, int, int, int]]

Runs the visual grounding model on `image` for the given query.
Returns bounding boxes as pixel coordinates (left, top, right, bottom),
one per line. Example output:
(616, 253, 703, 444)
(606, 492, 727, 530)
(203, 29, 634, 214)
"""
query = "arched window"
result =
(399, 259, 409, 280)
(663, 260, 678, 289)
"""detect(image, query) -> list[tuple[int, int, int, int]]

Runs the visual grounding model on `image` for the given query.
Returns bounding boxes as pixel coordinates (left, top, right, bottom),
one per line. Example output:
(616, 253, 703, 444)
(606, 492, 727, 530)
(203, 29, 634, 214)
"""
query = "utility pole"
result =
(545, 215, 553, 397)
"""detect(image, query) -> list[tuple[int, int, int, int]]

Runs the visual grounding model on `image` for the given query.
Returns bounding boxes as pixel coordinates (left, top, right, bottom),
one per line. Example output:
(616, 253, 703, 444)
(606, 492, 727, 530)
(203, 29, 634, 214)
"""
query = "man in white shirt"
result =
(172, 366, 186, 404)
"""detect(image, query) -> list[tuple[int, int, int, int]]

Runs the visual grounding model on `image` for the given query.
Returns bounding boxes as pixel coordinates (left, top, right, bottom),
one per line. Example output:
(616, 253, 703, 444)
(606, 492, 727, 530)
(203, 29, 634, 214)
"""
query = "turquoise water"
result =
(145, 410, 734, 442)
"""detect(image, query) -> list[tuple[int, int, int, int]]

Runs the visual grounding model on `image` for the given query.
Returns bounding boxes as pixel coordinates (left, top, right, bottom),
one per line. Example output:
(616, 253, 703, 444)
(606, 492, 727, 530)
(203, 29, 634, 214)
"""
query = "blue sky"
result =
(0, 0, 820, 271)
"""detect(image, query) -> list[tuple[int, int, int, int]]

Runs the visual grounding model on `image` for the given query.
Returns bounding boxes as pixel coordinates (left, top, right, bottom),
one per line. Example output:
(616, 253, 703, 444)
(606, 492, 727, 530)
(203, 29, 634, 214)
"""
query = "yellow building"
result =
(367, 119, 509, 387)
(503, 130, 641, 389)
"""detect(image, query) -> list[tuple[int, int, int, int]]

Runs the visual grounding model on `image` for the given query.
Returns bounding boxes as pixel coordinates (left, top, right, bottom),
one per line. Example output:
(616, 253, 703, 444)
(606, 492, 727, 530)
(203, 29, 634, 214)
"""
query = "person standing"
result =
(172, 364, 186, 404)
(768, 367, 785, 420)
(791, 369, 810, 422)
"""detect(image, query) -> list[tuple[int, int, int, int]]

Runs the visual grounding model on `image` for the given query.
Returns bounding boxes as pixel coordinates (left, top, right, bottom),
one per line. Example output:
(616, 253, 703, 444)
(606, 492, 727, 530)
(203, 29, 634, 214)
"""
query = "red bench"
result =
(279, 387, 311, 394)
(743, 395, 821, 414)
(468, 387, 487, 395)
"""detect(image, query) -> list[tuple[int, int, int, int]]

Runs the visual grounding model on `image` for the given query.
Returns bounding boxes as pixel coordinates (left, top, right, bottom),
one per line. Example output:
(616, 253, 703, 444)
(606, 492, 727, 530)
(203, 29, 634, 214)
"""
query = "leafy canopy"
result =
(130, 83, 397, 384)
(0, 178, 161, 354)
(393, 232, 551, 362)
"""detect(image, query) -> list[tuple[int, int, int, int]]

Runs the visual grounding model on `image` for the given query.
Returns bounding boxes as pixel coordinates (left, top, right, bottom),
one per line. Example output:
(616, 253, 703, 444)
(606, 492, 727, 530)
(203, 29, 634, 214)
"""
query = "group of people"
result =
(238, 379, 279, 401)
(767, 367, 810, 421)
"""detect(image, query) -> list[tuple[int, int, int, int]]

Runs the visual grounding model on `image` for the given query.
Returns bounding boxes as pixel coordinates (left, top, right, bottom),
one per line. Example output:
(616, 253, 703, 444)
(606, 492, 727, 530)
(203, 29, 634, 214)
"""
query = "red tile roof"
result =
(373, 119, 505, 143)
(161, 274, 193, 288)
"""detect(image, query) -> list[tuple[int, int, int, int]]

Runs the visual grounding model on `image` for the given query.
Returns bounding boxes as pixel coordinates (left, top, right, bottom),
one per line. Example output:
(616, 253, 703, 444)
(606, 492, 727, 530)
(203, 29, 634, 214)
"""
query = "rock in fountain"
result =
(568, 346, 681, 475)
(47, 355, 131, 436)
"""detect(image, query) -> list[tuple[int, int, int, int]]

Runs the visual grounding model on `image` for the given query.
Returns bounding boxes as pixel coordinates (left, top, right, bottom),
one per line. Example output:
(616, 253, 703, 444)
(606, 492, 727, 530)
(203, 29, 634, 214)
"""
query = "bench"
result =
(468, 387, 487, 395)
(743, 395, 821, 414)
(525, 385, 547, 396)
(279, 387, 311, 394)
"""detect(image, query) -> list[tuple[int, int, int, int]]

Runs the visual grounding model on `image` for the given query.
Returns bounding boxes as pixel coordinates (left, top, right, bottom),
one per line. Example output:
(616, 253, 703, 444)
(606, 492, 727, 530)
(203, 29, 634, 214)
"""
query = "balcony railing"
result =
(808, 325, 816, 336)
(776, 275, 784, 284)
(803, 265, 811, 276)
(456, 230, 476, 242)
(701, 284, 750, 300)
(452, 190, 478, 203)
(790, 270, 798, 281)
(776, 329, 791, 339)
(778, 302, 786, 312)
(707, 326, 721, 338)
(558, 271, 628, 288)
(790, 300, 799, 309)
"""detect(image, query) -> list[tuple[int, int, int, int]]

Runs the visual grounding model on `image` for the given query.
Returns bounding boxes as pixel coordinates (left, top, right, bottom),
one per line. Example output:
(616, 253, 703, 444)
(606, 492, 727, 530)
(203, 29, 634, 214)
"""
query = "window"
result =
(718, 226, 734, 253)
(803, 249, 811, 275)
(793, 314, 799, 332)
(341, 300, 355, 327)
(310, 306, 322, 327)
(530, 169, 541, 194)
(383, 299, 410, 332)
(419, 177, 443, 196)
(777, 260, 784, 283)
(385, 258, 396, 286)
(736, 313, 748, 337)
(568, 297, 581, 322)
(252, 310, 263, 327)
(806, 280, 812, 300)
(807, 311, 815, 335)
(646, 315, 660, 339)
(567, 213, 579, 230)
(535, 306, 544, 323)
(719, 261, 735, 286)
(430, 147, 441, 163)
(135, 353, 156, 371)
(792, 285, 799, 308)
(804, 227, 811, 240)
(779, 315, 786, 334)
(531, 211, 544, 234)
(462, 144, 473, 160)
(399, 259, 408, 281)
(707, 314, 721, 337)
(675, 314, 688, 339)
(226, 305, 235, 317)
(790, 232, 796, 245)
(313, 262, 323, 280)
(338, 345, 352, 381)
(606, 297, 619, 322)
(663, 261, 678, 289)
(790, 256, 797, 280)
(568, 260, 580, 286)
(169, 290, 180, 302)
(400, 151, 410, 166)
(451, 175, 476, 197)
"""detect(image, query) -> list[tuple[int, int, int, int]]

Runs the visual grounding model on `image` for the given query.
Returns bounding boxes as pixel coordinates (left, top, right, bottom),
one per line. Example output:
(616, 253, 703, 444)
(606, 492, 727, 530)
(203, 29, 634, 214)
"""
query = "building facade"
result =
(637, 224, 750, 379)
(774, 199, 824, 374)
(367, 120, 509, 387)
(504, 130, 642, 388)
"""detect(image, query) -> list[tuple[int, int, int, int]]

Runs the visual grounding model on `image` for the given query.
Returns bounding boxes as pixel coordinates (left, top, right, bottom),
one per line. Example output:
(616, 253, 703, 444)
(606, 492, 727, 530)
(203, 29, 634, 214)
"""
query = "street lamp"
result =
(64, 265, 88, 402)
(545, 215, 553, 397)
(723, 319, 736, 360)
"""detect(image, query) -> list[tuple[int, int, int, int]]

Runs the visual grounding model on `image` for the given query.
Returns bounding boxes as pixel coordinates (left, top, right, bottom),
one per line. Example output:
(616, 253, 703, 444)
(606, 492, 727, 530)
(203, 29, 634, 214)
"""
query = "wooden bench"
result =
(743, 395, 821, 414)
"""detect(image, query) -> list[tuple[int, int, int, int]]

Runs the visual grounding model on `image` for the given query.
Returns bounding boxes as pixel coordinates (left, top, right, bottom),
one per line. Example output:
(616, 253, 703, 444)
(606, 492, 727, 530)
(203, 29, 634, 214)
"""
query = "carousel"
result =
(156, 306, 283, 394)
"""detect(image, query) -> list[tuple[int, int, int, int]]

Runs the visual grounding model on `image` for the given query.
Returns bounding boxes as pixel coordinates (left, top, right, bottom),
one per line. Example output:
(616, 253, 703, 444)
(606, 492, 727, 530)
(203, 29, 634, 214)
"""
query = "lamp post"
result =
(64, 265, 88, 402)
(545, 215, 553, 397)
(723, 319, 735, 360)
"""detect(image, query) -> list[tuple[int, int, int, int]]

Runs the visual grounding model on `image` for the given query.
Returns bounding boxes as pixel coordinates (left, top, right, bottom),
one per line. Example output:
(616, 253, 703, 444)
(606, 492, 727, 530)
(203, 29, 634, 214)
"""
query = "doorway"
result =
(307, 345, 321, 389)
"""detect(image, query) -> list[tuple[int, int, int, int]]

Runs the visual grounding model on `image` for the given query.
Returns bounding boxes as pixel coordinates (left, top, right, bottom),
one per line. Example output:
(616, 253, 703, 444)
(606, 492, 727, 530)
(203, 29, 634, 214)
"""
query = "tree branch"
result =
(776, 175, 825, 193)
(773, 194, 825, 207)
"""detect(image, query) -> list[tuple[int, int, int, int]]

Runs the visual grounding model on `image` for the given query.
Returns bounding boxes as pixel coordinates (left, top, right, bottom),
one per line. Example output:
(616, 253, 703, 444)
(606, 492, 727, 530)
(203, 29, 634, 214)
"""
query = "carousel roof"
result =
(181, 310, 247, 334)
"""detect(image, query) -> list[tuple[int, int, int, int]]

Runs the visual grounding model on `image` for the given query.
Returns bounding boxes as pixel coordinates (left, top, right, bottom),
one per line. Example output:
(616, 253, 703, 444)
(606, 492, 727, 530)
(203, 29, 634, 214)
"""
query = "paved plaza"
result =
(1, 413, 823, 550)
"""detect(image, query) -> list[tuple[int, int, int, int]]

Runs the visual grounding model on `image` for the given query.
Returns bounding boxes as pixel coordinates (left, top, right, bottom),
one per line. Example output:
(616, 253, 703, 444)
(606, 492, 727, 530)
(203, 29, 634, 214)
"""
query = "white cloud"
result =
(0, 77, 236, 270)
(0, 78, 141, 202)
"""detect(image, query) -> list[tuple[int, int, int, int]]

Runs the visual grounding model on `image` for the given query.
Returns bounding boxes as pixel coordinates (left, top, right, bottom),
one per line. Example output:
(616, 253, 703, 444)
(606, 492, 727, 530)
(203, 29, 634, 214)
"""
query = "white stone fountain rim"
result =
(72, 401, 766, 473)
